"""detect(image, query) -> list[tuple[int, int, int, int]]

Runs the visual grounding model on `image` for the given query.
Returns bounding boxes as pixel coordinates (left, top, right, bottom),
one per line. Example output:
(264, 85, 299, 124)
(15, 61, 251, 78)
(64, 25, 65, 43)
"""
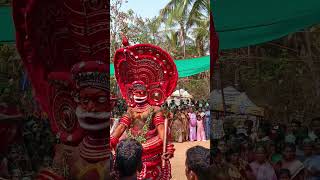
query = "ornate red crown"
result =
(114, 36, 178, 106)
(71, 61, 109, 91)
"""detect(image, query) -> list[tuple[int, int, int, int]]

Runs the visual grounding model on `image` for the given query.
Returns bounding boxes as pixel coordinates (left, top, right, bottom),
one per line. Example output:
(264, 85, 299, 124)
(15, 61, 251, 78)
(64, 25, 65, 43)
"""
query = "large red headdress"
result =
(114, 37, 178, 107)
(12, 0, 109, 145)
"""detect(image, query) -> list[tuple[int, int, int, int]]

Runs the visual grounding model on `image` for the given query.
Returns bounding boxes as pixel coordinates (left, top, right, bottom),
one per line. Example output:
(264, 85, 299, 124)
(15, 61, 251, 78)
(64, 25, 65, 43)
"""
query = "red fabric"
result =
(121, 34, 130, 47)
(114, 41, 178, 107)
(210, 13, 220, 83)
(166, 144, 175, 157)
(36, 169, 65, 180)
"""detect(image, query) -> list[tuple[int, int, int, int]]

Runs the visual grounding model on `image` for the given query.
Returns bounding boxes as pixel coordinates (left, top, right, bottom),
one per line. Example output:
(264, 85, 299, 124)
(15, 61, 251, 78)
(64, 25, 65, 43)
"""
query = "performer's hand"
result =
(110, 135, 119, 150)
(161, 152, 173, 160)
(162, 144, 175, 160)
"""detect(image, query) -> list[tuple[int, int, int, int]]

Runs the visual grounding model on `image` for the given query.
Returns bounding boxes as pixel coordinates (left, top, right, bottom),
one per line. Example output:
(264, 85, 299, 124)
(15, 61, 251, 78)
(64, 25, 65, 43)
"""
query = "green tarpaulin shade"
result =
(110, 56, 210, 78)
(0, 6, 15, 43)
(211, 0, 320, 50)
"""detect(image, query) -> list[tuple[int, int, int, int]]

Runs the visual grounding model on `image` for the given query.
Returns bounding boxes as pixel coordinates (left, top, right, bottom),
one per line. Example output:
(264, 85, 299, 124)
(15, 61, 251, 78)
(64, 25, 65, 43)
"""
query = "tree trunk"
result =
(179, 22, 186, 59)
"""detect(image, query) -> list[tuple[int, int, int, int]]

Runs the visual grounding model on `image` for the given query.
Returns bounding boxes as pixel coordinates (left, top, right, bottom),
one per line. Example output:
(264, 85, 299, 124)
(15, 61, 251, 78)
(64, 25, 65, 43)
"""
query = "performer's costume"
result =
(12, 0, 113, 179)
(111, 37, 178, 180)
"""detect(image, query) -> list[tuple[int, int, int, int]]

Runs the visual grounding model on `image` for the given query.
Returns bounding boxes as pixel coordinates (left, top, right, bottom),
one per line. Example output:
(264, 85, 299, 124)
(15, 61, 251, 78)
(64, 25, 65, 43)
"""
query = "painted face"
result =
(79, 87, 108, 112)
(76, 87, 109, 131)
(133, 88, 147, 104)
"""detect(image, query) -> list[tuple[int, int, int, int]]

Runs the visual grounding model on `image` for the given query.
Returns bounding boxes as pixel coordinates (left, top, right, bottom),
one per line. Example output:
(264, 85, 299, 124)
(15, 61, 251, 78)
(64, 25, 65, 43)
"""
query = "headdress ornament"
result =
(114, 35, 178, 107)
(71, 61, 109, 91)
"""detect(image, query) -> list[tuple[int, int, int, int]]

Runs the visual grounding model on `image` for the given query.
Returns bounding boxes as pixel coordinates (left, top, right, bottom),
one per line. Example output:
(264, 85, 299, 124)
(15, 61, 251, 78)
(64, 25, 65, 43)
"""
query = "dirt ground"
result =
(171, 141, 210, 180)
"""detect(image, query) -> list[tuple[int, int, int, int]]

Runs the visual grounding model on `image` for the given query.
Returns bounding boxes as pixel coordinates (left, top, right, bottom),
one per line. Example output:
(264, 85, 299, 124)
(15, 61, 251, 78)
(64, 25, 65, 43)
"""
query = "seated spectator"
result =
(115, 139, 143, 180)
(185, 146, 211, 180)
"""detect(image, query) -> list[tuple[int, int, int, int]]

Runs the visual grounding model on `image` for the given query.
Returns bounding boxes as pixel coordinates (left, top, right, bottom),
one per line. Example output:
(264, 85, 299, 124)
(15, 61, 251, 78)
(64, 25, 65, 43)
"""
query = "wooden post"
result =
(162, 118, 168, 168)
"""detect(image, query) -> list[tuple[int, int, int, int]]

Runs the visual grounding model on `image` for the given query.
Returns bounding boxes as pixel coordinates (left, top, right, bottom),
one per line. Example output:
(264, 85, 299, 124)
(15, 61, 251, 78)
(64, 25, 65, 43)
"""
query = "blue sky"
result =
(120, 0, 169, 19)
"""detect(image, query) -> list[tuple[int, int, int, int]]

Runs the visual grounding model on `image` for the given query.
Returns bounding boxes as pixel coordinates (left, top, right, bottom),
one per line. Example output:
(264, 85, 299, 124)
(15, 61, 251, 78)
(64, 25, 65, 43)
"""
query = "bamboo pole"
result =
(162, 118, 168, 168)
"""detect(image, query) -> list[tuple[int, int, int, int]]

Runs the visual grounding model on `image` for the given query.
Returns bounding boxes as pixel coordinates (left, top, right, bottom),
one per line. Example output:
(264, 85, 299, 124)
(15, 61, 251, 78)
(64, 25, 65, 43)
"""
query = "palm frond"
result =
(187, 0, 209, 28)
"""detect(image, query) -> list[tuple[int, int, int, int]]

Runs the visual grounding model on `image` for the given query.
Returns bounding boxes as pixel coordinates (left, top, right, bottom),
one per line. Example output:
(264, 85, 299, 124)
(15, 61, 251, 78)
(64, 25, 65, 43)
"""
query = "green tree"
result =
(160, 0, 209, 59)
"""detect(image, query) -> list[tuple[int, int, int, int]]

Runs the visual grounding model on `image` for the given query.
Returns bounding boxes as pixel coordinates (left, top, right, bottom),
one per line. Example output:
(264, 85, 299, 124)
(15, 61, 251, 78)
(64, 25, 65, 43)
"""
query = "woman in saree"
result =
(196, 111, 206, 141)
(281, 143, 304, 180)
(188, 108, 197, 141)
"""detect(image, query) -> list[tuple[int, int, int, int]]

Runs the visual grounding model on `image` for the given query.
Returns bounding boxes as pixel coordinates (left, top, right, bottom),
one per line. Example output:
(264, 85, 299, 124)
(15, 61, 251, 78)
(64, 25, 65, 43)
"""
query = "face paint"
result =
(76, 106, 110, 131)
(132, 85, 148, 104)
(133, 95, 147, 103)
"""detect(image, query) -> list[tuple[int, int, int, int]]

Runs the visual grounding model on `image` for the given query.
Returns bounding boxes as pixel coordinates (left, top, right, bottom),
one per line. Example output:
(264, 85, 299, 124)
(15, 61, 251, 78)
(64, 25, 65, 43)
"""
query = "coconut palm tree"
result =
(187, 0, 210, 28)
(160, 0, 189, 58)
(160, 0, 210, 58)
(146, 17, 162, 45)
(164, 30, 184, 59)
(192, 17, 210, 56)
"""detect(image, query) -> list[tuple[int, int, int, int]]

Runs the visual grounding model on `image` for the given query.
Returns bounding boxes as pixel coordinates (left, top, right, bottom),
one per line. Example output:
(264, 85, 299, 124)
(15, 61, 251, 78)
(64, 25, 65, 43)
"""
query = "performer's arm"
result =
(157, 124, 165, 141)
(110, 114, 130, 149)
(154, 111, 165, 140)
(154, 111, 175, 159)
(111, 124, 126, 139)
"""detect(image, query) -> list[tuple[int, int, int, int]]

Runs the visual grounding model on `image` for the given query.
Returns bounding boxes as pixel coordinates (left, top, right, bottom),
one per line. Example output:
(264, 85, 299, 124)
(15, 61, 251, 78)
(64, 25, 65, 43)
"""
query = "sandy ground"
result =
(170, 141, 210, 180)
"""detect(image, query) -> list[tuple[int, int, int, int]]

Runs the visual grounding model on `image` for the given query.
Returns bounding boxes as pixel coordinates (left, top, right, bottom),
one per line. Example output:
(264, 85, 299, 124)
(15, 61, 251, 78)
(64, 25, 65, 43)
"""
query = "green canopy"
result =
(0, 6, 15, 43)
(211, 0, 320, 50)
(110, 56, 210, 78)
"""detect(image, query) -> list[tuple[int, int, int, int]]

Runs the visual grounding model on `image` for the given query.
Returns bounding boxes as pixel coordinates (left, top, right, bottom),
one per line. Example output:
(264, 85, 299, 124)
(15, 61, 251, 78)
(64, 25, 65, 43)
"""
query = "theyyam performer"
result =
(12, 0, 113, 179)
(111, 35, 178, 180)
